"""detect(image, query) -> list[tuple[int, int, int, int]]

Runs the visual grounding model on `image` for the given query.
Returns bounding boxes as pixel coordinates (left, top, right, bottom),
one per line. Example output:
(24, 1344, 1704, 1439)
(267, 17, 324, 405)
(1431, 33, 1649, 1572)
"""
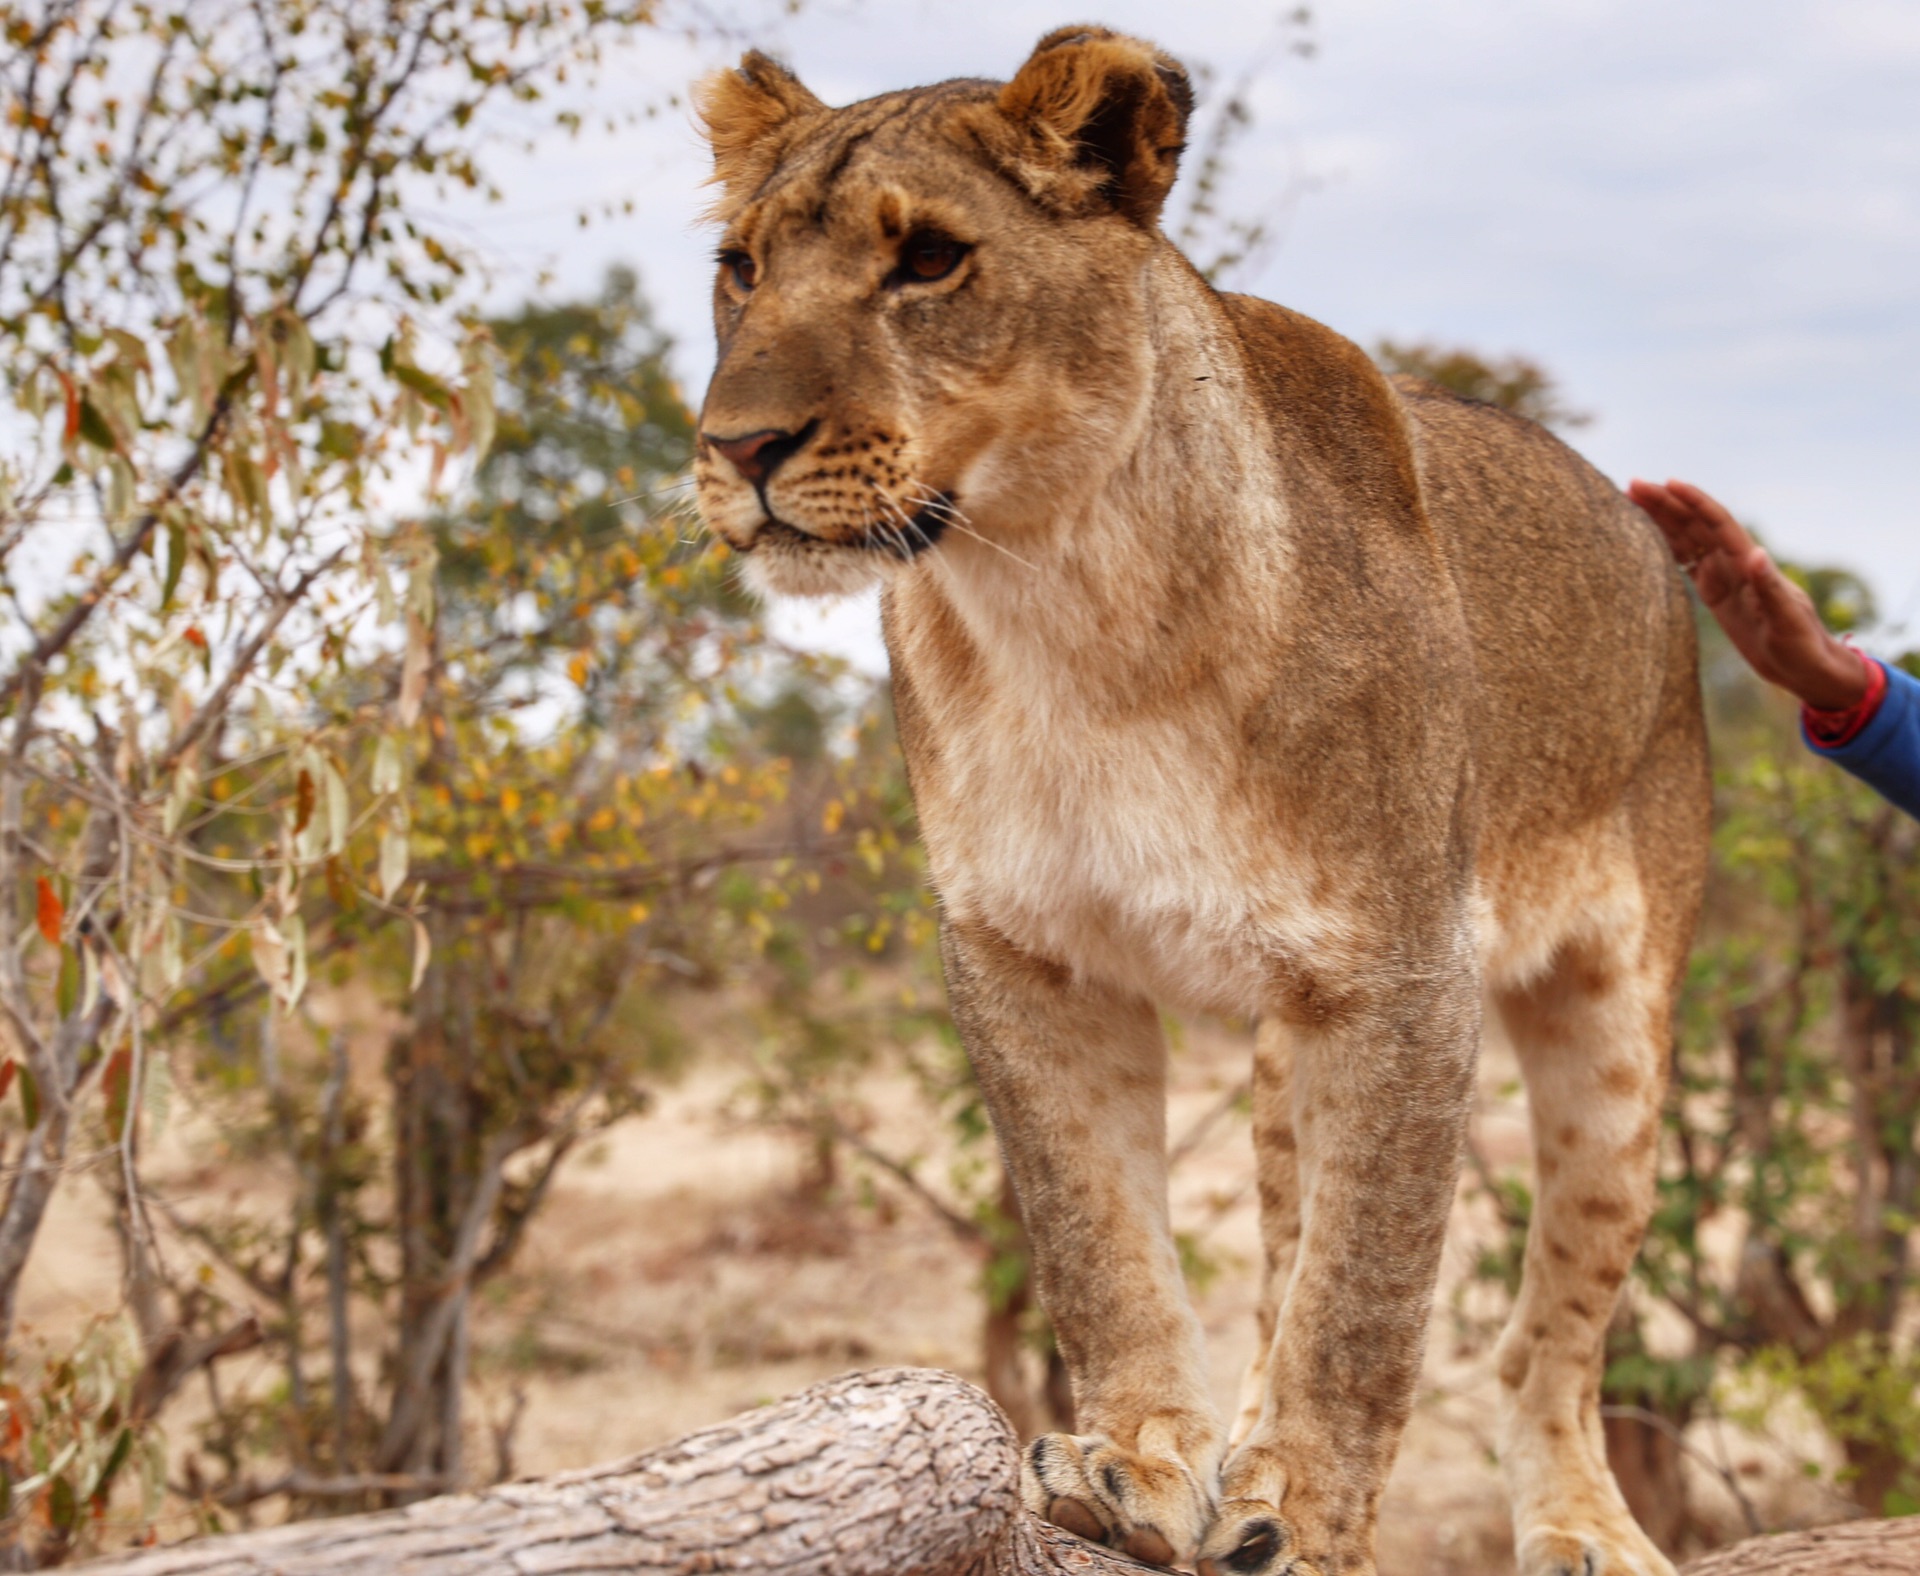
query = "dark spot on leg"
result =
(1626, 1113, 1660, 1157)
(1601, 1062, 1642, 1097)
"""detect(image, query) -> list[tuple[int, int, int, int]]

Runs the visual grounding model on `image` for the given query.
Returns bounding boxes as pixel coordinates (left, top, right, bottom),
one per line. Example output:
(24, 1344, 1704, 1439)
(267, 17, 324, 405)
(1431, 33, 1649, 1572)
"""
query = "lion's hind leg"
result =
(1490, 890, 1682, 1576)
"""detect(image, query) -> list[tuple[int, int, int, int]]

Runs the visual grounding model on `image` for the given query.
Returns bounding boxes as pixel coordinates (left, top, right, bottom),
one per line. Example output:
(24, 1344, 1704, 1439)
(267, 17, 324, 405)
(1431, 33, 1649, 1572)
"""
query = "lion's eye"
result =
(897, 232, 968, 284)
(719, 250, 757, 292)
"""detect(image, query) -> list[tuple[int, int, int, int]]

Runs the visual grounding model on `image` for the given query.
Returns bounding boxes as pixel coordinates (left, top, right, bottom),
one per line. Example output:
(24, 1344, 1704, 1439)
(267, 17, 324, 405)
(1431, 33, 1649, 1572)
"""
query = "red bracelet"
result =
(1803, 651, 1887, 747)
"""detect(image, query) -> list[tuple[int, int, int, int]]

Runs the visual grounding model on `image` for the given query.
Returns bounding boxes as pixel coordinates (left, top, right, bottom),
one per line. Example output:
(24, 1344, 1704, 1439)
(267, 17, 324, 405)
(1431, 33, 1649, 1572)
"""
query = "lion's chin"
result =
(737, 540, 891, 601)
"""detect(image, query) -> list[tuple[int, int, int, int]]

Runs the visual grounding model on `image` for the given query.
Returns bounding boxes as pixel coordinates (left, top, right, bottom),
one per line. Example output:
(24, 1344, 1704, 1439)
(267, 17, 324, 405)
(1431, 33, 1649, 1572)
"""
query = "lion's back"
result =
(1387, 375, 1702, 843)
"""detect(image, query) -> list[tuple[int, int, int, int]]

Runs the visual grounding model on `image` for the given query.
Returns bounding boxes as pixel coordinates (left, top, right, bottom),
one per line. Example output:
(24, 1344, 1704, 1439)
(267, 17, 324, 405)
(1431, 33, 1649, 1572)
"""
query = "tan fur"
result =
(693, 28, 1709, 1576)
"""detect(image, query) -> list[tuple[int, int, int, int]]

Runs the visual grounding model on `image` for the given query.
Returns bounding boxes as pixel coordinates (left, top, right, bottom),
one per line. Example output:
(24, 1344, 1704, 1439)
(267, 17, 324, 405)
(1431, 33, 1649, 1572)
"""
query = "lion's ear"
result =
(694, 51, 825, 211)
(991, 27, 1193, 226)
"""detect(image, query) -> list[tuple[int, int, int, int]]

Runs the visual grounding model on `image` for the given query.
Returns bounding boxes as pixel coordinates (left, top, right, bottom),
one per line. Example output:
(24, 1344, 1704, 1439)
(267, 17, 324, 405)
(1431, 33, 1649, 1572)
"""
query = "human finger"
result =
(1627, 479, 1739, 571)
(1626, 481, 1711, 562)
(1663, 481, 1754, 559)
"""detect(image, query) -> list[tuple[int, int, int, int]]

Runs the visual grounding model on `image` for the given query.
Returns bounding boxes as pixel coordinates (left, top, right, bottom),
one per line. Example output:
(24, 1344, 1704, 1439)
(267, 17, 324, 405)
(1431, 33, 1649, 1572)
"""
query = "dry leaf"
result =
(397, 609, 431, 725)
(409, 918, 431, 994)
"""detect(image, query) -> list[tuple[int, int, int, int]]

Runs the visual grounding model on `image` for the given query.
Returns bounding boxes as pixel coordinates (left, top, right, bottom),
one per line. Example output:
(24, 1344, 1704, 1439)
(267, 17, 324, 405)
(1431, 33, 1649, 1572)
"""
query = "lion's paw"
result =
(1021, 1432, 1212, 1568)
(1517, 1524, 1676, 1576)
(1194, 1498, 1317, 1576)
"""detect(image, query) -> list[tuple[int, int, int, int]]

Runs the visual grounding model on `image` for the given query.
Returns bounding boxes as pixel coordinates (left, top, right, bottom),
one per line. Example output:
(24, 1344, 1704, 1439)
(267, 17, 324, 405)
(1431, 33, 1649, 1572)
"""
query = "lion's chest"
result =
(917, 690, 1321, 1017)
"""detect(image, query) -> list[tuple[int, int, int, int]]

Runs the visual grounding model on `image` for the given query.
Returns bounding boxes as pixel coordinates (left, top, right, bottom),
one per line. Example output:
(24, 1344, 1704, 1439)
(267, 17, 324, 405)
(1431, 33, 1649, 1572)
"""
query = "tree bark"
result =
(1681, 1515, 1920, 1575)
(69, 1367, 1917, 1576)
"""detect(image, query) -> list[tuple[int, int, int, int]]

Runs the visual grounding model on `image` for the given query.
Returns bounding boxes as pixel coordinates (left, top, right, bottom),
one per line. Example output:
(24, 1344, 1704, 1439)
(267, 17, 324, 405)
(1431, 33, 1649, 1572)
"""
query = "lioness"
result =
(692, 27, 1709, 1576)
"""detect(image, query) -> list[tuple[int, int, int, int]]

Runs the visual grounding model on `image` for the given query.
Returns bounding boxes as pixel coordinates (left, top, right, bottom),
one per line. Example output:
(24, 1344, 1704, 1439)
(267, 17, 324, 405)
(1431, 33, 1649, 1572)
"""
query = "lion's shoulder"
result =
(1213, 289, 1426, 528)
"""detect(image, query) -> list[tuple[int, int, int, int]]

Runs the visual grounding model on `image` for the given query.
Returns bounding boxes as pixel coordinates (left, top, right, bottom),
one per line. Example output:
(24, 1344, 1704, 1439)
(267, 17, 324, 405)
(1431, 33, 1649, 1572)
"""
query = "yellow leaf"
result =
(501, 787, 521, 815)
(821, 799, 845, 834)
(568, 652, 589, 686)
(627, 902, 650, 924)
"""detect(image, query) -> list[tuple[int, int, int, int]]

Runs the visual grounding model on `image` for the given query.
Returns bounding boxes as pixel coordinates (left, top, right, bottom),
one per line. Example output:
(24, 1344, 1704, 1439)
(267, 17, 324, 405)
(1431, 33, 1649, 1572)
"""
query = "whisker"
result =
(900, 481, 1038, 573)
(886, 495, 944, 562)
(609, 477, 700, 507)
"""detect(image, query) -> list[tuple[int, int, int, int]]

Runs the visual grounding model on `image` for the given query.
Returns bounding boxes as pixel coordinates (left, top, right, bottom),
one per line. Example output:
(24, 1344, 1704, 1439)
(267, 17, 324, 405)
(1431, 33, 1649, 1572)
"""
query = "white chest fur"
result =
(918, 672, 1336, 1020)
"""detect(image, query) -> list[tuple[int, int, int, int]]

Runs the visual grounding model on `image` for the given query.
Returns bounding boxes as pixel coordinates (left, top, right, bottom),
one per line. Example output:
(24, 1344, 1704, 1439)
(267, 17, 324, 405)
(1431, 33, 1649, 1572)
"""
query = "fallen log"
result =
(1679, 1514, 1920, 1576)
(70, 1367, 1915, 1575)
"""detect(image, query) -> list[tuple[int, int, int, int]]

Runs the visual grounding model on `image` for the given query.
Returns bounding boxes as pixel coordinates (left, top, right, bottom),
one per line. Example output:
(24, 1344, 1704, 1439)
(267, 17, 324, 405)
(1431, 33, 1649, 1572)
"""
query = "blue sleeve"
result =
(1803, 661, 1920, 820)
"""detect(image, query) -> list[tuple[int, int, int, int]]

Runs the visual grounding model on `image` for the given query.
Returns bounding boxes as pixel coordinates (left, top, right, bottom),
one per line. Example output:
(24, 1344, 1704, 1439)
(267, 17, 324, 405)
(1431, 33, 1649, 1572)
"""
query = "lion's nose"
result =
(705, 420, 818, 487)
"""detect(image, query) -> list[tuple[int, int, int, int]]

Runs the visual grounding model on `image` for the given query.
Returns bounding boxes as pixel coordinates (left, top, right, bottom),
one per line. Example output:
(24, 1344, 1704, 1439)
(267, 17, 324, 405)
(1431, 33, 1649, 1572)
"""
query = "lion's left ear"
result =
(695, 51, 826, 215)
(986, 27, 1193, 226)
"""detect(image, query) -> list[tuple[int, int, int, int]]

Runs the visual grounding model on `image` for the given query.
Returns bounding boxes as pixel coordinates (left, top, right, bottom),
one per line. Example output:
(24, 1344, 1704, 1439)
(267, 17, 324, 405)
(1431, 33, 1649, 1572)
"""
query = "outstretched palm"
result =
(1626, 478, 1868, 711)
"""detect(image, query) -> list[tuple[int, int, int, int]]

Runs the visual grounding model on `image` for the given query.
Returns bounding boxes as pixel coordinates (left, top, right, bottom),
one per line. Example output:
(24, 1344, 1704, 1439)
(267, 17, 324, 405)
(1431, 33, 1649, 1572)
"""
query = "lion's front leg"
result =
(1200, 966, 1480, 1576)
(941, 919, 1223, 1568)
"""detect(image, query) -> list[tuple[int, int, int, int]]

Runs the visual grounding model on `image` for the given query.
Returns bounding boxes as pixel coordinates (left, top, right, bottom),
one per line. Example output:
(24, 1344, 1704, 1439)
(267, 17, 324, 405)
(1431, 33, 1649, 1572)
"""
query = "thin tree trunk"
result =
(321, 1034, 355, 1472)
(68, 1368, 1913, 1576)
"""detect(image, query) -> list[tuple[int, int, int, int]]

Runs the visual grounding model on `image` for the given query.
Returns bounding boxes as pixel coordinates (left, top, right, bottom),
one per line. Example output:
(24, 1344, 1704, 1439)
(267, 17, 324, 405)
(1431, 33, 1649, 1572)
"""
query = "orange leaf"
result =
(34, 877, 62, 945)
(0, 1061, 15, 1102)
(56, 369, 78, 444)
(182, 625, 207, 649)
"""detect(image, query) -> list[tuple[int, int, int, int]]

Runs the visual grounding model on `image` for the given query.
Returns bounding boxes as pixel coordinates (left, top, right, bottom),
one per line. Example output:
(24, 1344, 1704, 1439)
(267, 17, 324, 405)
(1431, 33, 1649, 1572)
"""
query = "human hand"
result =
(1625, 478, 1869, 711)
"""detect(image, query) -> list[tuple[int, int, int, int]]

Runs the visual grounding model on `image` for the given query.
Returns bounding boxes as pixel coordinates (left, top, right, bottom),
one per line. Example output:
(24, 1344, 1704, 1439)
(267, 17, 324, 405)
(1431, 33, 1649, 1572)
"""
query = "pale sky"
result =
(464, 0, 1920, 668)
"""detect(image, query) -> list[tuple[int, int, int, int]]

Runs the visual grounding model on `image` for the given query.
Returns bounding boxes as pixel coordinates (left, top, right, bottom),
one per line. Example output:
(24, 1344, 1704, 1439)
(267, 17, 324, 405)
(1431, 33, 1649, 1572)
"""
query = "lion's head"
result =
(692, 27, 1194, 597)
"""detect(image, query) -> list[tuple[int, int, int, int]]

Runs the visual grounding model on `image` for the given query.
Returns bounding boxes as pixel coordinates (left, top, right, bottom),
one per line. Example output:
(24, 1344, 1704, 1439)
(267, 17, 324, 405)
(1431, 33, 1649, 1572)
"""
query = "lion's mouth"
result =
(753, 494, 955, 561)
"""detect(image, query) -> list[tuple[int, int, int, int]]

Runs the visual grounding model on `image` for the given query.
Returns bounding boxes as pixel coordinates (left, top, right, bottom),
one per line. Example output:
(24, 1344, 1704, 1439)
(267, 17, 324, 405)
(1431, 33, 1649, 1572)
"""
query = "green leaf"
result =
(48, 1473, 74, 1532)
(55, 945, 78, 1018)
(161, 519, 186, 607)
(91, 1427, 133, 1507)
(76, 396, 118, 453)
(18, 1064, 38, 1133)
(393, 362, 453, 411)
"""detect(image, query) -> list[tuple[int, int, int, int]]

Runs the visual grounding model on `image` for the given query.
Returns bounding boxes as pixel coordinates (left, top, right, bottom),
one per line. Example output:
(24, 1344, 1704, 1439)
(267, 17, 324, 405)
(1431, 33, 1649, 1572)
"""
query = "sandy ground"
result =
(16, 1009, 1842, 1573)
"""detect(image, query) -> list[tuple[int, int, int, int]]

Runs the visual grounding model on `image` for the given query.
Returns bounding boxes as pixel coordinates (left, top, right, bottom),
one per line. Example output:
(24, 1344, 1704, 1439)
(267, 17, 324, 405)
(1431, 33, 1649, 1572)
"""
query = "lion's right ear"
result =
(974, 27, 1194, 226)
(694, 51, 825, 215)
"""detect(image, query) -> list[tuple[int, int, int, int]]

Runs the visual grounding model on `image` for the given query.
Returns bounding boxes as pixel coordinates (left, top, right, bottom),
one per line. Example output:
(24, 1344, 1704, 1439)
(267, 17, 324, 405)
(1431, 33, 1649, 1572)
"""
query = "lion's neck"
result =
(905, 249, 1290, 700)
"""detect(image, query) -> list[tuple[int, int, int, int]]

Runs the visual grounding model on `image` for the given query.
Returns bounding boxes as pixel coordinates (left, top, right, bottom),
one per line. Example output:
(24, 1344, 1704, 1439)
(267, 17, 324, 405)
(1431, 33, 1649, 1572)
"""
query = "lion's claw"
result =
(1196, 1498, 1309, 1576)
